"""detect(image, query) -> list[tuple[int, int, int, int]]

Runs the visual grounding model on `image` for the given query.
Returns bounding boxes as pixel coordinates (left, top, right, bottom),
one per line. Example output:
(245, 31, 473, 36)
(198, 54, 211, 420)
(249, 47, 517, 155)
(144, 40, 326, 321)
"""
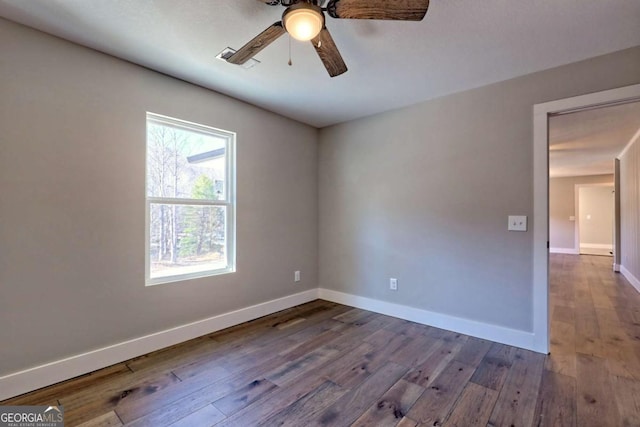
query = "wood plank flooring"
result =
(3, 254, 640, 426)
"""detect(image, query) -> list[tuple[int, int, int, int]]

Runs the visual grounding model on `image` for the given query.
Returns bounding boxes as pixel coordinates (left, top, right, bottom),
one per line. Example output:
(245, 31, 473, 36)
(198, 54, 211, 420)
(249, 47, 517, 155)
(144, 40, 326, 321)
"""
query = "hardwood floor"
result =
(546, 254, 640, 427)
(3, 254, 640, 426)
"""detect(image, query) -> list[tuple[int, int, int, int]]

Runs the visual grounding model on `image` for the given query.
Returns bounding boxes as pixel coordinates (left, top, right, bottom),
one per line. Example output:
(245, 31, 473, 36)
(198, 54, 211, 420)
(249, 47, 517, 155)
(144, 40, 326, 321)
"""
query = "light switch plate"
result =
(508, 215, 527, 231)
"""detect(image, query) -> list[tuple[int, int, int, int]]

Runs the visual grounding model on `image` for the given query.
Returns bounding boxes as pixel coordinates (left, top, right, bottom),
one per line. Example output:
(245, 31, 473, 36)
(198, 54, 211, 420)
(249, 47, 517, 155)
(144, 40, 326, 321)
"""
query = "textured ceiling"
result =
(549, 101, 640, 178)
(0, 0, 639, 127)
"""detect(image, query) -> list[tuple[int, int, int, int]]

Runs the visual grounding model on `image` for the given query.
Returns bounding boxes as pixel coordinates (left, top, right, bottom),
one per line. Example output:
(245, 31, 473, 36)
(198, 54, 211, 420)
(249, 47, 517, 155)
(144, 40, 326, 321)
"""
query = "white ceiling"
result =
(549, 101, 640, 178)
(0, 0, 639, 128)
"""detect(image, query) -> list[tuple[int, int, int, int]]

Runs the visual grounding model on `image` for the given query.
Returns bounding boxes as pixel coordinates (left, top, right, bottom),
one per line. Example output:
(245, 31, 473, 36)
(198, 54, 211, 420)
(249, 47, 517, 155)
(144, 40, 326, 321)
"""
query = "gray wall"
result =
(0, 19, 318, 376)
(319, 47, 640, 333)
(620, 136, 640, 281)
(549, 175, 613, 250)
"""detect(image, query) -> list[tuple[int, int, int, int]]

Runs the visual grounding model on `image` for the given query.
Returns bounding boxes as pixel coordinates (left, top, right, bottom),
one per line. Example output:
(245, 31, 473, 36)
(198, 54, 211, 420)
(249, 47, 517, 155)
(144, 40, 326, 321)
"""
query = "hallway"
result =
(546, 254, 640, 425)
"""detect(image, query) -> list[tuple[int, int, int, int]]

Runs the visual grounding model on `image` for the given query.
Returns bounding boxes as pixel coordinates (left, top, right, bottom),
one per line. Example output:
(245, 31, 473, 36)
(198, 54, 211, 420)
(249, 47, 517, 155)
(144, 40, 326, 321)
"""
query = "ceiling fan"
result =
(226, 0, 430, 77)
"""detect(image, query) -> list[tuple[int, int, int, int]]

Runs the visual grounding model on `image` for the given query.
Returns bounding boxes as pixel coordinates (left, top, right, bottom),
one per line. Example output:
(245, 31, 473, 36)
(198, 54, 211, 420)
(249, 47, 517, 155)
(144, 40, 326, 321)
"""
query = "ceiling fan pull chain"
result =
(288, 34, 293, 66)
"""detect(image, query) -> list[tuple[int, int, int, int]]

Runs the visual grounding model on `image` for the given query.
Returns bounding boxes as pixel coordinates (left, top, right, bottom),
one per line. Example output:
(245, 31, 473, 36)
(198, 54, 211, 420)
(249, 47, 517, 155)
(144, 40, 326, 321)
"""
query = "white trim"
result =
(0, 290, 318, 401)
(533, 84, 640, 356)
(550, 247, 579, 254)
(533, 101, 550, 354)
(620, 265, 640, 294)
(580, 243, 613, 250)
(1, 284, 565, 401)
(533, 85, 640, 117)
(318, 288, 539, 353)
(613, 264, 621, 272)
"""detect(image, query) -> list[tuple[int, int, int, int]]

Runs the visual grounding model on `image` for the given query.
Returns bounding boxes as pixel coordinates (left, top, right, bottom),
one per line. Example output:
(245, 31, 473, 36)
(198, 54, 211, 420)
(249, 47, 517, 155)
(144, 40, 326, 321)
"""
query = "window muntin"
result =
(145, 113, 235, 285)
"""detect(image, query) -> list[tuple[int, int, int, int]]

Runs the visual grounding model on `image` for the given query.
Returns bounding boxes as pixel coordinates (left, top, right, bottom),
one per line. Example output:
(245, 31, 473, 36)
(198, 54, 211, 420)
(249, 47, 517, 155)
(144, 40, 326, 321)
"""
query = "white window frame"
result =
(145, 112, 236, 286)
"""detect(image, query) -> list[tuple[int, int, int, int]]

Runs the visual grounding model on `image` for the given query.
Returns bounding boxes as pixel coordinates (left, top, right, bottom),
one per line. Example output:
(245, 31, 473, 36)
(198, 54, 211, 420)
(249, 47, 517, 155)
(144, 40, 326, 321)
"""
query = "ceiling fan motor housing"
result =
(282, 2, 325, 41)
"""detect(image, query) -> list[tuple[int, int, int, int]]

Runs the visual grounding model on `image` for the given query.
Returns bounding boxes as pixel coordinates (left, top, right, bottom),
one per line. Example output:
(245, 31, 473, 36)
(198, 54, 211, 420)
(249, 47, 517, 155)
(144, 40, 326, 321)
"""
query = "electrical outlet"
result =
(294, 271, 301, 282)
(390, 278, 398, 291)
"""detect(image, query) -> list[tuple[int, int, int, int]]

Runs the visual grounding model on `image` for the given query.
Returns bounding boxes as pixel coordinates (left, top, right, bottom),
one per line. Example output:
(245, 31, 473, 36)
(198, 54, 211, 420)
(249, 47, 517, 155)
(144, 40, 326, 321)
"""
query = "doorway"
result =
(533, 83, 640, 353)
(576, 184, 615, 256)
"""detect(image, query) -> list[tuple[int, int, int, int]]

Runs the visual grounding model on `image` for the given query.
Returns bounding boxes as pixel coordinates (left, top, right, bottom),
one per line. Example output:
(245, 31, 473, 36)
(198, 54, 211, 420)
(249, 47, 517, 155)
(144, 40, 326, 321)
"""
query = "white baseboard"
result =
(1, 286, 549, 401)
(317, 288, 539, 353)
(613, 264, 621, 272)
(0, 289, 318, 401)
(550, 247, 578, 254)
(620, 265, 640, 294)
(580, 243, 613, 250)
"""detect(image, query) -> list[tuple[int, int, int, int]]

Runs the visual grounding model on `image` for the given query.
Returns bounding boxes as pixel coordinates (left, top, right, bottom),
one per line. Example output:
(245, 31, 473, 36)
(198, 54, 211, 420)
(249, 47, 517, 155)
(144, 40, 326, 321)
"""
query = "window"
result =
(145, 113, 235, 285)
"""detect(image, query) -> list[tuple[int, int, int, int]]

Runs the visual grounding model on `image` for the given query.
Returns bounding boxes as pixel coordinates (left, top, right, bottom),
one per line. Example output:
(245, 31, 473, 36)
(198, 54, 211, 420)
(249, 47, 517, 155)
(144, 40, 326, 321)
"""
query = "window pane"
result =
(149, 204, 227, 279)
(146, 122, 227, 200)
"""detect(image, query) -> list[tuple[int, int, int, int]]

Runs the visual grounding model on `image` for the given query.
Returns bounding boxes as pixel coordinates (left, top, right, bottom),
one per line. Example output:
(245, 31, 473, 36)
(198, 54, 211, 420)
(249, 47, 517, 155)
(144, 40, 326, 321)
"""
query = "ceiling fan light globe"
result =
(283, 5, 324, 41)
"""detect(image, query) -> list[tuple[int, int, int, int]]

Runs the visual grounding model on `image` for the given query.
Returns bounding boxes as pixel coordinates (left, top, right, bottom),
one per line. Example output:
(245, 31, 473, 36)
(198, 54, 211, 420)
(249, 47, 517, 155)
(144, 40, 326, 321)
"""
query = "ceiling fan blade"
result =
(311, 28, 348, 77)
(327, 0, 429, 21)
(227, 22, 285, 65)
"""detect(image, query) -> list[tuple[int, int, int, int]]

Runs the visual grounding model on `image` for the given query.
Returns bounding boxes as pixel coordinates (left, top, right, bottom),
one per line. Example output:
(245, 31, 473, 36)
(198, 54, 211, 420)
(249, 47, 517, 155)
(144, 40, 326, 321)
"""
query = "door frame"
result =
(574, 182, 615, 255)
(532, 83, 640, 354)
